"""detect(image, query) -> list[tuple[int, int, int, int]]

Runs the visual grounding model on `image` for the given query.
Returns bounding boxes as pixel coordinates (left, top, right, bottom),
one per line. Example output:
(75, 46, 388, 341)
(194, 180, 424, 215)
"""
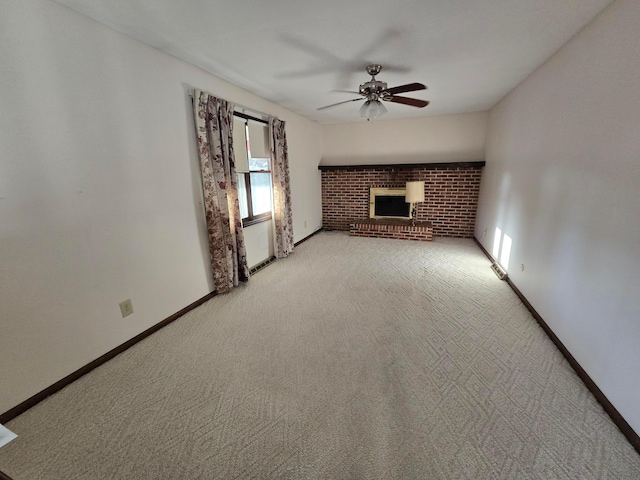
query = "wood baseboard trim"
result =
(0, 291, 217, 425)
(473, 237, 640, 454)
(294, 227, 324, 247)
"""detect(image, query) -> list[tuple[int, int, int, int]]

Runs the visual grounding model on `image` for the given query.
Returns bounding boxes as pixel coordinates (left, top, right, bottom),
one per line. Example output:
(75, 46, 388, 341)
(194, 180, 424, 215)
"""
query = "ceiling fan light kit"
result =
(359, 100, 387, 120)
(318, 64, 429, 121)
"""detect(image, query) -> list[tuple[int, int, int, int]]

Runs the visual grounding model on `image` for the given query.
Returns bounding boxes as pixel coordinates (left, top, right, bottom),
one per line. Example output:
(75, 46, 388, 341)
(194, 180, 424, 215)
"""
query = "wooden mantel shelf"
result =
(318, 161, 485, 171)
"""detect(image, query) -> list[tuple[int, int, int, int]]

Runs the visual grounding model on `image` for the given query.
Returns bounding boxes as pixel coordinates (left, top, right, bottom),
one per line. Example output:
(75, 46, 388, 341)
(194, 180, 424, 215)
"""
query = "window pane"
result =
(249, 157, 270, 171)
(250, 173, 272, 215)
(237, 173, 249, 219)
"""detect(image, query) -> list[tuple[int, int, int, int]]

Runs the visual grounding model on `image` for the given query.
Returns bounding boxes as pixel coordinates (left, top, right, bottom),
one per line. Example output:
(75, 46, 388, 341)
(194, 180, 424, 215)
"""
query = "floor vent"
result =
(491, 261, 508, 280)
(250, 256, 276, 276)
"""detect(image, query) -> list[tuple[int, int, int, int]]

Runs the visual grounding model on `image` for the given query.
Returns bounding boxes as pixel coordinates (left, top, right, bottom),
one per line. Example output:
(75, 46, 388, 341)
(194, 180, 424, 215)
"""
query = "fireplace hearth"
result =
(350, 218, 433, 242)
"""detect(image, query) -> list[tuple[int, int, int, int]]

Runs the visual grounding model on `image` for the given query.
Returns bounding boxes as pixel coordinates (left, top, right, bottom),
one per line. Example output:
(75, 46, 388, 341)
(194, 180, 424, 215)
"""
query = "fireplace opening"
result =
(369, 187, 412, 219)
(375, 195, 410, 217)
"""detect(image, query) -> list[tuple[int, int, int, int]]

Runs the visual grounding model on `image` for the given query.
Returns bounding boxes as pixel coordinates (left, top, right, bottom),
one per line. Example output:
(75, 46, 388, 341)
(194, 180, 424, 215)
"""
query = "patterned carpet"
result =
(1, 231, 639, 479)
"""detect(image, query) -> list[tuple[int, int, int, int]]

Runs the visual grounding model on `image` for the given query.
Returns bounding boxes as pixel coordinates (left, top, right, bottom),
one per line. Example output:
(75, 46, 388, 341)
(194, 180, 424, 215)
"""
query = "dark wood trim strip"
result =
(233, 111, 268, 125)
(0, 291, 217, 424)
(318, 161, 485, 171)
(294, 228, 324, 247)
(473, 237, 640, 454)
(0, 471, 14, 480)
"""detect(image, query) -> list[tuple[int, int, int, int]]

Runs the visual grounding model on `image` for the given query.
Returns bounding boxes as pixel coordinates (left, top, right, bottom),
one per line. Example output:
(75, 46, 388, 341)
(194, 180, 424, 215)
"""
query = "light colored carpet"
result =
(1, 231, 639, 479)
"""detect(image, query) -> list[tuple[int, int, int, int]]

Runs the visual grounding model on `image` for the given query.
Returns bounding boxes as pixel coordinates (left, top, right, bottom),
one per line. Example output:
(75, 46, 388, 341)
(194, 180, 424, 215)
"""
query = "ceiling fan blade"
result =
(317, 98, 364, 111)
(384, 82, 427, 96)
(386, 96, 430, 108)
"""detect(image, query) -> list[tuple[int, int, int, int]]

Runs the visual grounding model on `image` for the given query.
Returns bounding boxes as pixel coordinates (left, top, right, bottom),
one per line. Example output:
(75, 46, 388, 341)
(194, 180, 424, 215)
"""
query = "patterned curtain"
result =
(193, 90, 249, 293)
(269, 118, 295, 258)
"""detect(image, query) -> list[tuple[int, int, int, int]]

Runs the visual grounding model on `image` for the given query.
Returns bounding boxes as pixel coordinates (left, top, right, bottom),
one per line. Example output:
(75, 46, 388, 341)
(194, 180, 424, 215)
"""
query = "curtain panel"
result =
(269, 118, 295, 258)
(193, 91, 249, 293)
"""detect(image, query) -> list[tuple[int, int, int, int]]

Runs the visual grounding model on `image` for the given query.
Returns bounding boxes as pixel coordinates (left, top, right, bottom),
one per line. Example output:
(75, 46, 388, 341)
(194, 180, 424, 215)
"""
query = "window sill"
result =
(242, 213, 272, 228)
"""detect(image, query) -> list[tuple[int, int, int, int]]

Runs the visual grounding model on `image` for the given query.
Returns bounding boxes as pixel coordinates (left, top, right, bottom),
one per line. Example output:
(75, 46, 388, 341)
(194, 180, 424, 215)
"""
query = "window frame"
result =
(240, 172, 272, 226)
(234, 112, 272, 227)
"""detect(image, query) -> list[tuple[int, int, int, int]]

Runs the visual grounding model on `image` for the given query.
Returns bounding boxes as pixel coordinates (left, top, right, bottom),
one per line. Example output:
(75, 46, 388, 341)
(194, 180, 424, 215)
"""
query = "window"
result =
(234, 115, 272, 226)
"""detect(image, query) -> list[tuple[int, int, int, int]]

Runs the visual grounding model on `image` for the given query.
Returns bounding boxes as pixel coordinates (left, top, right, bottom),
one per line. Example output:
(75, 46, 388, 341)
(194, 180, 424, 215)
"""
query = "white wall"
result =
(476, 0, 640, 433)
(322, 112, 487, 165)
(244, 221, 274, 269)
(286, 116, 324, 236)
(0, 0, 322, 414)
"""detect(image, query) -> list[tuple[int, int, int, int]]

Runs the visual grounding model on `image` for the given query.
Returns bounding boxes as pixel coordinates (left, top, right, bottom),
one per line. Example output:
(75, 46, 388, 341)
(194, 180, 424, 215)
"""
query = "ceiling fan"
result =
(317, 64, 429, 120)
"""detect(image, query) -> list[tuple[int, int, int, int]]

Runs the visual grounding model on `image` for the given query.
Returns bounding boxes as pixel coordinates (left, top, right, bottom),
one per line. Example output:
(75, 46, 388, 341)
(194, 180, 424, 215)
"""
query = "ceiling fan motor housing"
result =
(359, 80, 388, 98)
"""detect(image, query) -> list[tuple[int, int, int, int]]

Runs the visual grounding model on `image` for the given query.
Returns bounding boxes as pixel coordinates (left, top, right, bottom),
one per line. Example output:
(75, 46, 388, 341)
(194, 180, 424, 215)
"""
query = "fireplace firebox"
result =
(369, 187, 412, 219)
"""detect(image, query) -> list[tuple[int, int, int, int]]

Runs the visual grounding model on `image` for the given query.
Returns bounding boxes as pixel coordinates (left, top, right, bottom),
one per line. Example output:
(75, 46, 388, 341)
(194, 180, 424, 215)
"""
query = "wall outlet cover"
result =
(119, 299, 134, 318)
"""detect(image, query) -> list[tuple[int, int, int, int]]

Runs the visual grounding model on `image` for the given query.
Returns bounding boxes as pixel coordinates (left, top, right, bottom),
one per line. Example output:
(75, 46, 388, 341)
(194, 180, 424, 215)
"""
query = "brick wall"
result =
(321, 164, 484, 237)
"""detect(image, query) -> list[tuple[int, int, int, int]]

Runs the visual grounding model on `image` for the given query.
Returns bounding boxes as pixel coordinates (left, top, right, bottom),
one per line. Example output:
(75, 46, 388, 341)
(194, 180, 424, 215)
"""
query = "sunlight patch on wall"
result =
(500, 234, 512, 270)
(492, 227, 512, 271)
(493, 227, 502, 258)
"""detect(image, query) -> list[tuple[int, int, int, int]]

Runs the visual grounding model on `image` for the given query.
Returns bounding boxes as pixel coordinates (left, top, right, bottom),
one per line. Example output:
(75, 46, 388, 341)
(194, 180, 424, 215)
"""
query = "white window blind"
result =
(233, 117, 250, 173)
(247, 121, 270, 158)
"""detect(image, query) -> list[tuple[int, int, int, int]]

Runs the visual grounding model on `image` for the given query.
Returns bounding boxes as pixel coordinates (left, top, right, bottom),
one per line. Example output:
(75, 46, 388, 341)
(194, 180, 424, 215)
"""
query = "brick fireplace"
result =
(320, 162, 484, 238)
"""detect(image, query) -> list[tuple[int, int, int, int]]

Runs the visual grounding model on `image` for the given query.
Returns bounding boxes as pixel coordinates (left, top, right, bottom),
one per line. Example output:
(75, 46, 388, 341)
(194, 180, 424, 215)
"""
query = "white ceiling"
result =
(51, 0, 612, 124)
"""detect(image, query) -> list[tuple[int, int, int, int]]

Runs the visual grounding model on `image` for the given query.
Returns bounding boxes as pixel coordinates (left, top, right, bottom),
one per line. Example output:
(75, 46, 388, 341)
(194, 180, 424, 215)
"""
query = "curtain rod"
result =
(189, 89, 270, 125)
(233, 111, 268, 125)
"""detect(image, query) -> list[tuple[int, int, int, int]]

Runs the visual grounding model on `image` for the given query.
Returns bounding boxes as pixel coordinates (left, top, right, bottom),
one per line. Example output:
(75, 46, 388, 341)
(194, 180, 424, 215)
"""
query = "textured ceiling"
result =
(51, 0, 612, 124)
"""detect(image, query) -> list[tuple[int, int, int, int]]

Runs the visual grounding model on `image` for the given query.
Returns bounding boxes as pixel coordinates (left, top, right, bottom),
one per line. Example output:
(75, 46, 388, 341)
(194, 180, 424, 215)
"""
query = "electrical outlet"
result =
(304, 220, 307, 228)
(119, 299, 134, 318)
